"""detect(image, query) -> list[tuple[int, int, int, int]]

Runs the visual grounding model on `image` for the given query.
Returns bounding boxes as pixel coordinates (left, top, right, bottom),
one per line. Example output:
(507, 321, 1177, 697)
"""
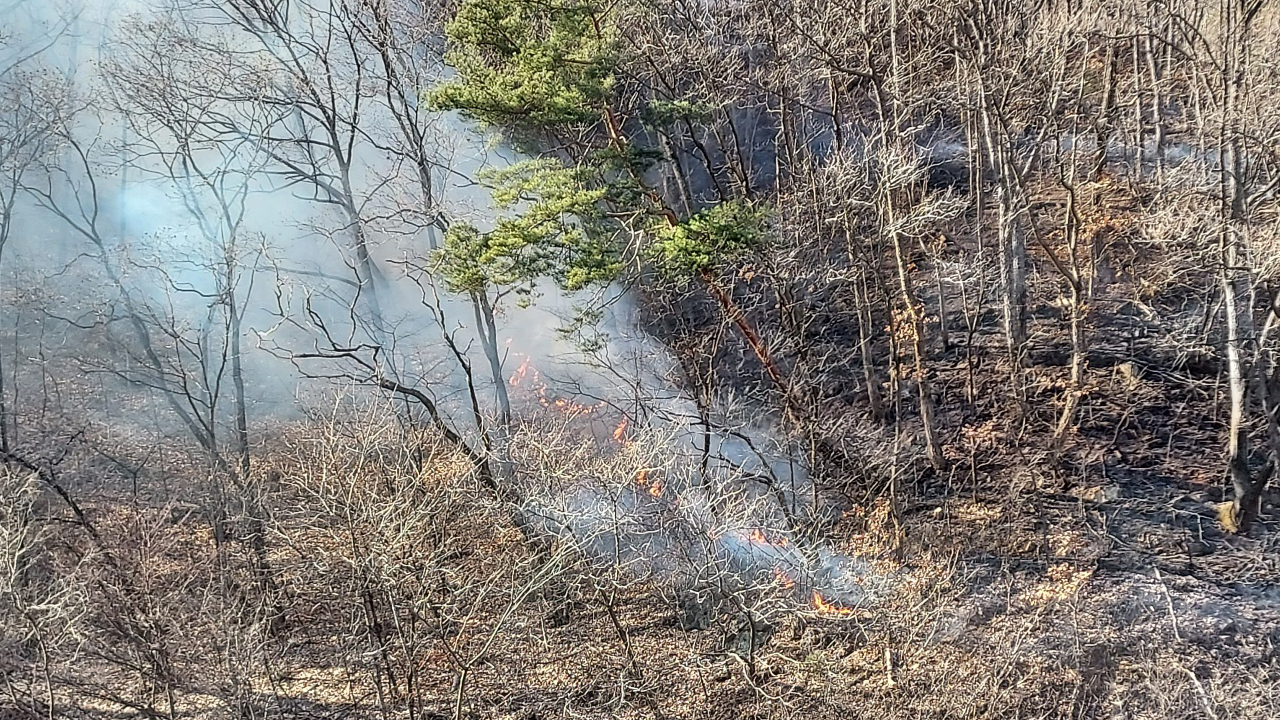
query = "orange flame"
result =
(747, 529, 789, 547)
(773, 567, 797, 589)
(509, 353, 606, 418)
(633, 468, 662, 497)
(613, 418, 629, 442)
(812, 591, 855, 616)
(540, 392, 605, 418)
(509, 355, 534, 386)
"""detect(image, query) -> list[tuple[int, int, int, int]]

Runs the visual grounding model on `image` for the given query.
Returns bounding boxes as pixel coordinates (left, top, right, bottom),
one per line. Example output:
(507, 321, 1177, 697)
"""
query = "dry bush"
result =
(0, 469, 90, 719)
(263, 403, 568, 719)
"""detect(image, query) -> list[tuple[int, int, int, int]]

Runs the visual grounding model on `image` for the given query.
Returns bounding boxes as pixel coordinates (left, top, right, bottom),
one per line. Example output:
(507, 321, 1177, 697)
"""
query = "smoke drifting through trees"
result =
(3, 0, 1280, 718)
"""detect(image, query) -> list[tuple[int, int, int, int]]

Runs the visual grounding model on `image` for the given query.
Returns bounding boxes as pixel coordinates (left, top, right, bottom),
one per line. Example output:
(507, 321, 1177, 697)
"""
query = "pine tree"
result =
(432, 0, 788, 404)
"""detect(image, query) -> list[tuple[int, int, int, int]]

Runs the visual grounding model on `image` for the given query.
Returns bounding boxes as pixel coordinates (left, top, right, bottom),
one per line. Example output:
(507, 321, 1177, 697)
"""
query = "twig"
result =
(1177, 664, 1220, 720)
(1153, 566, 1182, 642)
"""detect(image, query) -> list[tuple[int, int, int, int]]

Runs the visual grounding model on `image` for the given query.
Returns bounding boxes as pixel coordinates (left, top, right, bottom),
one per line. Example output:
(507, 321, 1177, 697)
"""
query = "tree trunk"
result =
(998, 197, 1028, 366)
(885, 195, 945, 471)
(1222, 250, 1257, 530)
(854, 274, 885, 421)
(1219, 1, 1267, 533)
(698, 269, 798, 412)
(980, 101, 1029, 367)
(1052, 184, 1088, 452)
(471, 290, 512, 427)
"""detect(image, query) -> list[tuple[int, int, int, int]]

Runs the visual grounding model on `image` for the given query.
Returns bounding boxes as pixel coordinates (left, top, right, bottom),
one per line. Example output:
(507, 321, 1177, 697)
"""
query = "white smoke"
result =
(2, 0, 885, 623)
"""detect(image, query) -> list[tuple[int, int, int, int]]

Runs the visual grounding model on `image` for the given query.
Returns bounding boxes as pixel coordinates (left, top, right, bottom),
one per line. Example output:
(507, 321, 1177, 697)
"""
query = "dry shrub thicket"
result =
(0, 399, 1276, 719)
(2, 0, 1280, 717)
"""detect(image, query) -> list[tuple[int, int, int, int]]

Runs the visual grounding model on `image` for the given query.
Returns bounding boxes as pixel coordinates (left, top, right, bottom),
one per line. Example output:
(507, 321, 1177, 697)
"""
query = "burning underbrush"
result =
(498, 352, 898, 622)
(502, 407, 891, 623)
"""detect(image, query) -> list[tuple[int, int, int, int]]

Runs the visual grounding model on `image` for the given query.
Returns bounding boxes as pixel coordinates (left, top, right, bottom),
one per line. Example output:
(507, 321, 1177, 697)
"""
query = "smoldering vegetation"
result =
(4, 0, 1280, 718)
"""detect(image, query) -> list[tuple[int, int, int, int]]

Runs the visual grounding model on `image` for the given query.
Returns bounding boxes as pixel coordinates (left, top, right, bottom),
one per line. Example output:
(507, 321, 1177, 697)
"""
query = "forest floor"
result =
(383, 450, 1280, 720)
(38, 418, 1280, 720)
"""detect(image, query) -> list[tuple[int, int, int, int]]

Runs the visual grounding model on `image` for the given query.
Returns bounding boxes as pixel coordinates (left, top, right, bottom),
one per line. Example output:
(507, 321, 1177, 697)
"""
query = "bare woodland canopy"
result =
(1, 0, 1279, 718)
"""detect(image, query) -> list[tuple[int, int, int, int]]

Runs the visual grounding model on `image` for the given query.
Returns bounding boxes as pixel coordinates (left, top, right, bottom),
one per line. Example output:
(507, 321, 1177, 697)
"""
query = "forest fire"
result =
(747, 529, 789, 547)
(508, 353, 606, 418)
(541, 395, 604, 418)
(613, 414, 661, 496)
(738, 530, 862, 612)
(634, 468, 662, 497)
(509, 355, 534, 386)
(773, 567, 797, 589)
(811, 590, 856, 616)
(505, 355, 867, 620)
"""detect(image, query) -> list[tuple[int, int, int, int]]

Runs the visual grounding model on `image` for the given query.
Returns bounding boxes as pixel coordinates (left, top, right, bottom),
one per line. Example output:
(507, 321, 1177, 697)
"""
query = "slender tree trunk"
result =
(998, 196, 1029, 366)
(980, 102, 1029, 367)
(679, 117, 730, 202)
(0, 196, 14, 454)
(349, 214, 388, 342)
(1144, 33, 1166, 177)
(1053, 281, 1086, 447)
(1220, 147, 1262, 531)
(699, 269, 798, 411)
(229, 297, 250, 481)
(884, 190, 945, 471)
(1222, 227, 1257, 529)
(1052, 181, 1088, 452)
(854, 274, 885, 421)
(926, 234, 952, 352)
(1091, 42, 1118, 181)
(452, 666, 469, 720)
(1131, 35, 1145, 182)
(227, 280, 275, 602)
(658, 132, 695, 216)
(828, 74, 845, 152)
(1218, 2, 1269, 532)
(717, 110, 754, 198)
(471, 290, 512, 427)
(0, 336, 7, 455)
